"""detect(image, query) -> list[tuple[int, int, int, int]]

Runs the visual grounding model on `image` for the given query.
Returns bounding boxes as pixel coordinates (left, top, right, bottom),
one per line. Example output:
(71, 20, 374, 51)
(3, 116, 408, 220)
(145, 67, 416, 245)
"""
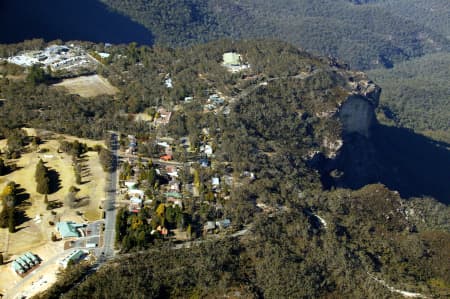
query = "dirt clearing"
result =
(53, 74, 119, 98)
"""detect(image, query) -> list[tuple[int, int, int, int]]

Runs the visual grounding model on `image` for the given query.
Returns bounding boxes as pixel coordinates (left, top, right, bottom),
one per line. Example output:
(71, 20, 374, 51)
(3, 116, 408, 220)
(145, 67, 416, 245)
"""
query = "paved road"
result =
(100, 133, 119, 259)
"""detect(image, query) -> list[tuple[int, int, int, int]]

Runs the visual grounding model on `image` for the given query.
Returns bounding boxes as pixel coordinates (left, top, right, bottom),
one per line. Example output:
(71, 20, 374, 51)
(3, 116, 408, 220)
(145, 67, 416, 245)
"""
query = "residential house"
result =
(155, 107, 172, 126)
(129, 197, 143, 213)
(216, 219, 231, 229)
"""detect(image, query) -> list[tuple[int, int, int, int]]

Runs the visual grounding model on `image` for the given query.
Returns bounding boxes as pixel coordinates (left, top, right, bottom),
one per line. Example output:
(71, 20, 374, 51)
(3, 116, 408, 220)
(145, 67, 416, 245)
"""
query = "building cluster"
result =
(7, 44, 98, 71)
(11, 252, 40, 276)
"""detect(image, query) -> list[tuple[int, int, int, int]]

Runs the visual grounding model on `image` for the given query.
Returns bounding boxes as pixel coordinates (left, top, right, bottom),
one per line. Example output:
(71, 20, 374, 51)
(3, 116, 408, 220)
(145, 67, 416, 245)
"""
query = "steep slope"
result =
(358, 0, 450, 39)
(368, 52, 450, 142)
(100, 0, 450, 70)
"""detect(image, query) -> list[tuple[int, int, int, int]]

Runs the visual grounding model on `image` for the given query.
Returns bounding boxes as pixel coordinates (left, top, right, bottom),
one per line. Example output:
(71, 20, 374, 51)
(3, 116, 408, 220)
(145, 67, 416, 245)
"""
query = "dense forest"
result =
(100, 0, 450, 70)
(36, 186, 450, 298)
(368, 53, 450, 142)
(1, 39, 445, 298)
(0, 0, 449, 297)
(98, 0, 450, 145)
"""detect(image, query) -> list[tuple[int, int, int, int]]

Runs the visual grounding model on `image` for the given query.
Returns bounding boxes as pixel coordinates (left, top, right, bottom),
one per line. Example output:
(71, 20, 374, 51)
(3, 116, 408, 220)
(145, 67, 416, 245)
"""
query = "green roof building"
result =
(165, 192, 182, 199)
(57, 221, 82, 238)
(223, 52, 242, 66)
(60, 249, 85, 268)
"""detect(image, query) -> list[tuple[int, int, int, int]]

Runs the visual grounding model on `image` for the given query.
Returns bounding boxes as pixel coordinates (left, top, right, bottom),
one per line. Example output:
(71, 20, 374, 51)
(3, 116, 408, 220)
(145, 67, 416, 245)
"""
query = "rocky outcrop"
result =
(339, 76, 381, 137)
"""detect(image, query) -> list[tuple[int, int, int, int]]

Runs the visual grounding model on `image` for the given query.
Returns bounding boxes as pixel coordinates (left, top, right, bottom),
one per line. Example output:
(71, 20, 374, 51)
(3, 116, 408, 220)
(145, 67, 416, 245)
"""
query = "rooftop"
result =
(57, 221, 83, 238)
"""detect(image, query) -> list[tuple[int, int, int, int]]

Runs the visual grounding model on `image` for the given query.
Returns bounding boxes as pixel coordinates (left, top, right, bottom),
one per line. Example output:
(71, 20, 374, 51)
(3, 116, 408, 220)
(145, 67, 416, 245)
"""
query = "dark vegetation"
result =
(37, 186, 450, 298)
(368, 53, 450, 142)
(0, 41, 450, 298)
(0, 39, 447, 297)
(318, 126, 450, 204)
(101, 0, 450, 70)
(99, 0, 450, 143)
(0, 182, 31, 233)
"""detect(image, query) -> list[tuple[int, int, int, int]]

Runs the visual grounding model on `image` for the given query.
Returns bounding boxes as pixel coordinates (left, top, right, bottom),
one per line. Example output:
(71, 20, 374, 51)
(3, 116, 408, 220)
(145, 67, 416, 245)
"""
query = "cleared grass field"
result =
(0, 129, 107, 294)
(53, 74, 119, 98)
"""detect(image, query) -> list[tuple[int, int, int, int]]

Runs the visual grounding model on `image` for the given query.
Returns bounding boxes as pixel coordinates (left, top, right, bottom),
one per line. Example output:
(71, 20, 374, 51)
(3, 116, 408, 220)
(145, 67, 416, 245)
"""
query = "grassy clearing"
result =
(0, 129, 106, 255)
(52, 74, 119, 98)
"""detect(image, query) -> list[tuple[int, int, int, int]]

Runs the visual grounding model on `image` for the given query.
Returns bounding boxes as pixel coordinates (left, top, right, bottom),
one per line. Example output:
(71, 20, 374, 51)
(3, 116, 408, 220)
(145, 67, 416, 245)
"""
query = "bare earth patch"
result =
(52, 74, 119, 98)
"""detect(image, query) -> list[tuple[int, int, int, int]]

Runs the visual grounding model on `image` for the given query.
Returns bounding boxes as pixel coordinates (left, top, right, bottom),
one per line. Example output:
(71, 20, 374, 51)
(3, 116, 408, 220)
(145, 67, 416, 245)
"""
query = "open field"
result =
(52, 74, 119, 98)
(0, 129, 107, 296)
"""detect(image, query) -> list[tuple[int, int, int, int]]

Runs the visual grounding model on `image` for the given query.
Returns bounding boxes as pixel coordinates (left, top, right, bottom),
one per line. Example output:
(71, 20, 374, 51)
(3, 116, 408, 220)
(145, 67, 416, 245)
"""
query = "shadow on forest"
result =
(320, 125, 450, 205)
(48, 169, 61, 194)
(14, 185, 31, 225)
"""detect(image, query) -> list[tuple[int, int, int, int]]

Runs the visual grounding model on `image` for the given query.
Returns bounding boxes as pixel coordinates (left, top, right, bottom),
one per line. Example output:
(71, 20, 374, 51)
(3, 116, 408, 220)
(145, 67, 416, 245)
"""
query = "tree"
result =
(0, 158, 7, 175)
(35, 159, 50, 194)
(27, 64, 47, 85)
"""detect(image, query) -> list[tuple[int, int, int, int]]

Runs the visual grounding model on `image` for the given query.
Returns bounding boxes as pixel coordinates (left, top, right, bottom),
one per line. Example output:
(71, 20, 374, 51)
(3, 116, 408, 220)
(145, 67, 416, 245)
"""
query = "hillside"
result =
(100, 0, 450, 70)
(368, 52, 450, 142)
(98, 0, 450, 146)
(37, 186, 450, 298)
(0, 40, 444, 298)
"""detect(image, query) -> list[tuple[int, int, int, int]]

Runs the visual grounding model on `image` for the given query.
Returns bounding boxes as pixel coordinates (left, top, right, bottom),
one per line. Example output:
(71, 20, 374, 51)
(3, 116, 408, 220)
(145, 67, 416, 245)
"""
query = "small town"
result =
(0, 44, 256, 298)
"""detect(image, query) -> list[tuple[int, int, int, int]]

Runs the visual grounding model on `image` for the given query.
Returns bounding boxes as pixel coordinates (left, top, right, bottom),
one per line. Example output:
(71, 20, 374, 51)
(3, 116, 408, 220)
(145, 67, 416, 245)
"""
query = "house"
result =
(11, 260, 25, 275)
(200, 144, 213, 156)
(129, 197, 143, 213)
(97, 52, 110, 59)
(57, 221, 85, 238)
(209, 94, 224, 105)
(204, 221, 216, 232)
(126, 135, 137, 154)
(212, 177, 220, 188)
(124, 181, 138, 190)
(156, 225, 169, 236)
(60, 249, 86, 269)
(216, 219, 231, 229)
(157, 141, 170, 148)
(199, 158, 209, 168)
(164, 78, 173, 88)
(11, 252, 39, 275)
(180, 136, 191, 149)
(167, 197, 182, 208)
(164, 192, 182, 199)
(155, 108, 172, 126)
(169, 181, 180, 192)
(223, 52, 242, 66)
(166, 165, 178, 178)
(222, 52, 250, 73)
(160, 154, 173, 161)
(128, 189, 145, 198)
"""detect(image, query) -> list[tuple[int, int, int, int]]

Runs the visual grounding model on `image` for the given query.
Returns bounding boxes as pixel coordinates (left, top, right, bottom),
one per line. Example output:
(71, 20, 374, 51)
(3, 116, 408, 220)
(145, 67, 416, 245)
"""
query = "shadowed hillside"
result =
(322, 125, 450, 204)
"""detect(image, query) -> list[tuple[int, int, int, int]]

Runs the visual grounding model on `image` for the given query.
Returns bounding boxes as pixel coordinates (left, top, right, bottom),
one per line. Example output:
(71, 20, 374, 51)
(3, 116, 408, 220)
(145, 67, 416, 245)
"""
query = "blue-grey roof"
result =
(57, 221, 80, 238)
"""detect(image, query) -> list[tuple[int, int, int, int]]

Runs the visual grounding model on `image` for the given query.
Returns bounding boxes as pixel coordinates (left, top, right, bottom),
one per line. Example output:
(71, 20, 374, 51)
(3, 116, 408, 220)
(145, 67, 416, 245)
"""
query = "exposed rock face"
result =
(339, 95, 375, 138)
(312, 73, 383, 189)
(339, 77, 381, 137)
